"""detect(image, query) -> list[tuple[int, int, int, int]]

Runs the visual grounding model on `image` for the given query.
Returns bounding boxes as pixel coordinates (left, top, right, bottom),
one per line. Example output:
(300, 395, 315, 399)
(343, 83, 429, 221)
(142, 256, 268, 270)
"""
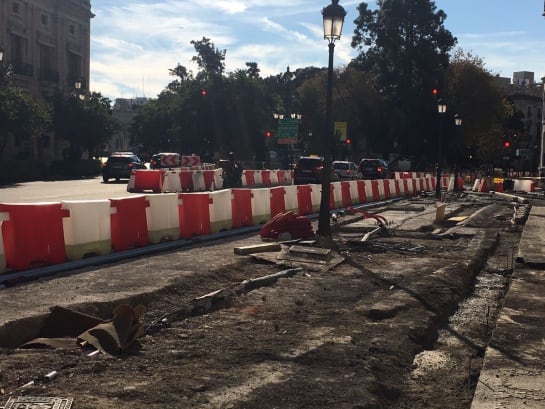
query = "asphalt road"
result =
(0, 177, 134, 203)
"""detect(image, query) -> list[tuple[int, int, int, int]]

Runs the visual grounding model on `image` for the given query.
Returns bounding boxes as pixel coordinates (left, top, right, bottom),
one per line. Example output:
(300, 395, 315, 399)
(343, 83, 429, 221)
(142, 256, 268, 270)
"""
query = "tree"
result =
(351, 0, 457, 161)
(0, 66, 50, 159)
(52, 92, 119, 160)
(190, 37, 226, 79)
(442, 49, 507, 166)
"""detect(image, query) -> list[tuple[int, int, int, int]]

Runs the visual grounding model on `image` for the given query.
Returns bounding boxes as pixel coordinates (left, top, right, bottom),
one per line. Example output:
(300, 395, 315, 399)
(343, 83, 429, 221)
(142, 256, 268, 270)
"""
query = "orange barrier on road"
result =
(202, 170, 218, 190)
(0, 212, 7, 273)
(179, 170, 194, 192)
(243, 170, 256, 187)
(110, 196, 150, 251)
(178, 192, 212, 238)
(356, 180, 368, 203)
(393, 179, 402, 198)
(146, 194, 180, 243)
(340, 181, 352, 208)
(0, 202, 67, 270)
(370, 180, 381, 202)
(269, 186, 286, 218)
(383, 180, 392, 200)
(261, 170, 272, 187)
(231, 189, 253, 228)
(296, 185, 313, 216)
(129, 169, 164, 193)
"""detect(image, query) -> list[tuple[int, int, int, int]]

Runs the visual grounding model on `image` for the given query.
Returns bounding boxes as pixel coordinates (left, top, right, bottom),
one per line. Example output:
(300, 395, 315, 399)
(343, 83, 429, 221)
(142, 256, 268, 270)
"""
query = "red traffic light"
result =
(432, 88, 438, 96)
(201, 89, 207, 96)
(346, 138, 351, 144)
(265, 131, 272, 138)
(503, 140, 511, 148)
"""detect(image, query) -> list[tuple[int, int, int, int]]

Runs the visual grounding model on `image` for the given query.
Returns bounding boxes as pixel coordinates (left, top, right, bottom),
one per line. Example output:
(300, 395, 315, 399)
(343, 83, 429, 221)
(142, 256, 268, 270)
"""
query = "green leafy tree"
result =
(0, 65, 50, 159)
(191, 37, 226, 79)
(351, 0, 457, 161)
(52, 92, 119, 160)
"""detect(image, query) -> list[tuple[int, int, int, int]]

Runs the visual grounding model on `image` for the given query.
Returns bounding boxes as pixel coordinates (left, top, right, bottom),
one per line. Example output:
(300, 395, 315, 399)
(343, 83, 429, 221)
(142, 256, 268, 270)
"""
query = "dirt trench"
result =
(0, 196, 526, 409)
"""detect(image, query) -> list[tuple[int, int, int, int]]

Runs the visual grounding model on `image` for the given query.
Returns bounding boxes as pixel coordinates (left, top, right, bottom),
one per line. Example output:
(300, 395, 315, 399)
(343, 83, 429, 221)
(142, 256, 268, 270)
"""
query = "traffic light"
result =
(265, 130, 272, 138)
(345, 138, 351, 144)
(201, 89, 207, 96)
(432, 88, 438, 97)
(503, 138, 511, 149)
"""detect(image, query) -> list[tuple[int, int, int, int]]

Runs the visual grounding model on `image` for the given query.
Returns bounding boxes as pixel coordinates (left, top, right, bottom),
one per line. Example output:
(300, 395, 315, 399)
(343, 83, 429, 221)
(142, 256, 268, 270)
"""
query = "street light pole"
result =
(454, 114, 462, 192)
(318, 0, 346, 239)
(435, 99, 447, 199)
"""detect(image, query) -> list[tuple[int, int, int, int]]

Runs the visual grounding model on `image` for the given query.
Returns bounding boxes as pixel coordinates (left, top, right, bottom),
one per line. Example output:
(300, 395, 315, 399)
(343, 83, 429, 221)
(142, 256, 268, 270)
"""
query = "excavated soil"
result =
(0, 195, 527, 409)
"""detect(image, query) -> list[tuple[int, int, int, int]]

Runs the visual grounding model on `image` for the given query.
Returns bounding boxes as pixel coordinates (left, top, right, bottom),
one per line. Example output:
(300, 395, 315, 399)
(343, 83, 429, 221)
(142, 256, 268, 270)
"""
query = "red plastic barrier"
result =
(179, 170, 194, 192)
(296, 185, 313, 216)
(383, 180, 391, 200)
(340, 182, 352, 208)
(356, 180, 367, 203)
(393, 179, 402, 197)
(130, 169, 164, 193)
(202, 170, 217, 190)
(110, 196, 149, 251)
(231, 189, 253, 228)
(178, 193, 212, 238)
(261, 170, 272, 187)
(244, 170, 256, 187)
(0, 203, 67, 270)
(276, 170, 286, 185)
(370, 180, 380, 201)
(402, 179, 411, 197)
(270, 186, 286, 217)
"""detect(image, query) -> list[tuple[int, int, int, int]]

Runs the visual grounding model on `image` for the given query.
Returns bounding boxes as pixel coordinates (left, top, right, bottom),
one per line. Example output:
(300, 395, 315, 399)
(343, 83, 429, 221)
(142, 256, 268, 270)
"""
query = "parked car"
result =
(293, 156, 340, 185)
(332, 161, 361, 180)
(150, 153, 181, 169)
(358, 158, 390, 179)
(102, 153, 146, 183)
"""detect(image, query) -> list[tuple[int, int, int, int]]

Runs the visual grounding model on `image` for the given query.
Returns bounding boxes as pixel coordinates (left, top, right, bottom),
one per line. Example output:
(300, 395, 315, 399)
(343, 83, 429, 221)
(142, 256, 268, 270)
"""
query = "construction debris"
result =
(259, 211, 314, 240)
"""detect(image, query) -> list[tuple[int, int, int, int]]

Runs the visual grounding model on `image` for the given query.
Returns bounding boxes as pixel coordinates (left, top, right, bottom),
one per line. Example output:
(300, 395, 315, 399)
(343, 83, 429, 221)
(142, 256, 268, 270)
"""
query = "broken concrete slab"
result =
(234, 243, 282, 255)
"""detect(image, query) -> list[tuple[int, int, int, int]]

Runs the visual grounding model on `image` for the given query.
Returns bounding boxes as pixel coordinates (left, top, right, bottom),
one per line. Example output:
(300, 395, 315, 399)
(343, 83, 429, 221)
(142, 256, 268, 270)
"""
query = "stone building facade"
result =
(0, 0, 93, 161)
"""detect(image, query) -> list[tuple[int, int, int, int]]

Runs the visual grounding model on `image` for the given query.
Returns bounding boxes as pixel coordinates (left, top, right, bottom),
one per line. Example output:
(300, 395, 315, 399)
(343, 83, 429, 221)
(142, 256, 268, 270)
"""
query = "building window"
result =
(40, 13, 48, 26)
(12, 1, 20, 14)
(67, 52, 81, 85)
(69, 24, 75, 35)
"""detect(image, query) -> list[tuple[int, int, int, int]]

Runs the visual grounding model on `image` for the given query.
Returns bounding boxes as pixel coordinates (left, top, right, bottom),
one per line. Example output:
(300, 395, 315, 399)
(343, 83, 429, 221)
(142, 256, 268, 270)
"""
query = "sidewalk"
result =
(471, 203, 545, 408)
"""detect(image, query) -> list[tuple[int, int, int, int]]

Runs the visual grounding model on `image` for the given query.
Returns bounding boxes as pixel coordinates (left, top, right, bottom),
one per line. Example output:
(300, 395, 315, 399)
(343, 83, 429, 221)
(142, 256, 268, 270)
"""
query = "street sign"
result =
(277, 118, 298, 144)
(516, 148, 530, 158)
(160, 154, 181, 167)
(335, 121, 348, 141)
(181, 155, 200, 167)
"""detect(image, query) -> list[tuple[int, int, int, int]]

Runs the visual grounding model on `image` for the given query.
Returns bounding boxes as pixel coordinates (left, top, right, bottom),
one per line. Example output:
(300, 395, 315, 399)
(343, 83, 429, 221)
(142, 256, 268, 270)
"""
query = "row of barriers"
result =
(127, 168, 294, 193)
(1, 174, 459, 274)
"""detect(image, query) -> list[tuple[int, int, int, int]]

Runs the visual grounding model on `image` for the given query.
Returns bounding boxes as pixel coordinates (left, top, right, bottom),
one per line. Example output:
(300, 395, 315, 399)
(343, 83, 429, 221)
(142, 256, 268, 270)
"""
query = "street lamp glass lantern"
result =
(74, 80, 82, 90)
(454, 114, 462, 126)
(437, 99, 447, 114)
(322, 0, 346, 42)
(0, 47, 4, 62)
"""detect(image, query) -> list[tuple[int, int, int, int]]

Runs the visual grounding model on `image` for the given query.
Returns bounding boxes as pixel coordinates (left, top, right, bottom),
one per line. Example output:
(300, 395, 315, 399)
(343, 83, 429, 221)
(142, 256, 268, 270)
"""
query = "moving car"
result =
(150, 153, 181, 169)
(102, 152, 146, 183)
(358, 158, 390, 179)
(293, 156, 340, 185)
(332, 161, 361, 180)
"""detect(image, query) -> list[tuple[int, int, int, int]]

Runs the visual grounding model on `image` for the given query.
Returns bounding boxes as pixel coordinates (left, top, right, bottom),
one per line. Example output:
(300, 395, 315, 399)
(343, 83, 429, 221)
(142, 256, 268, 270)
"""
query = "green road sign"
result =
(277, 118, 298, 144)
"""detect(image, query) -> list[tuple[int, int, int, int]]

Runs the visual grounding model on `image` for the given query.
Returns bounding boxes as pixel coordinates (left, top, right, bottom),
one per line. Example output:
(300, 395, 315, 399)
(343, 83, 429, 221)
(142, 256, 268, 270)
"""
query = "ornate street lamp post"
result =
(453, 114, 462, 191)
(435, 99, 447, 198)
(318, 0, 346, 239)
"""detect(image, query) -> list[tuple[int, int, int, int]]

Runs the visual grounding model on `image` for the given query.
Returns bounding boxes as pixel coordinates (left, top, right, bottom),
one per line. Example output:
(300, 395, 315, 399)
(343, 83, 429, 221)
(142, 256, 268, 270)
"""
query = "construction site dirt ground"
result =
(0, 192, 534, 409)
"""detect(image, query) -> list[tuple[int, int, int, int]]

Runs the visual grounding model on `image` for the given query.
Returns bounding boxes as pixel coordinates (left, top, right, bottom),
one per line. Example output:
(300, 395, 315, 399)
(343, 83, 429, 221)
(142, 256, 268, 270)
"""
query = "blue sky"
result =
(89, 0, 545, 101)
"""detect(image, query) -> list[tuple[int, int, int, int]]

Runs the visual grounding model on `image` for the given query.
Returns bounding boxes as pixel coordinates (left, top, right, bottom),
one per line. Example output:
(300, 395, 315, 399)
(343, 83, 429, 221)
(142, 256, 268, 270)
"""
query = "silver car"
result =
(332, 161, 362, 180)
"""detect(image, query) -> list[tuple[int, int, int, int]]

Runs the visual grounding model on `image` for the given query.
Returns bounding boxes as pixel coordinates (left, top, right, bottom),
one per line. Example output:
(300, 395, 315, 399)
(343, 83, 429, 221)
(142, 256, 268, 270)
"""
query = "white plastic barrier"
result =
(192, 171, 206, 191)
(270, 170, 280, 186)
(212, 169, 224, 190)
(513, 179, 535, 192)
(146, 193, 180, 243)
(253, 170, 263, 187)
(283, 185, 299, 213)
(209, 189, 233, 233)
(162, 170, 182, 193)
(331, 182, 343, 209)
(251, 188, 272, 225)
(0, 211, 8, 273)
(61, 200, 112, 260)
(310, 184, 322, 213)
(348, 180, 360, 205)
